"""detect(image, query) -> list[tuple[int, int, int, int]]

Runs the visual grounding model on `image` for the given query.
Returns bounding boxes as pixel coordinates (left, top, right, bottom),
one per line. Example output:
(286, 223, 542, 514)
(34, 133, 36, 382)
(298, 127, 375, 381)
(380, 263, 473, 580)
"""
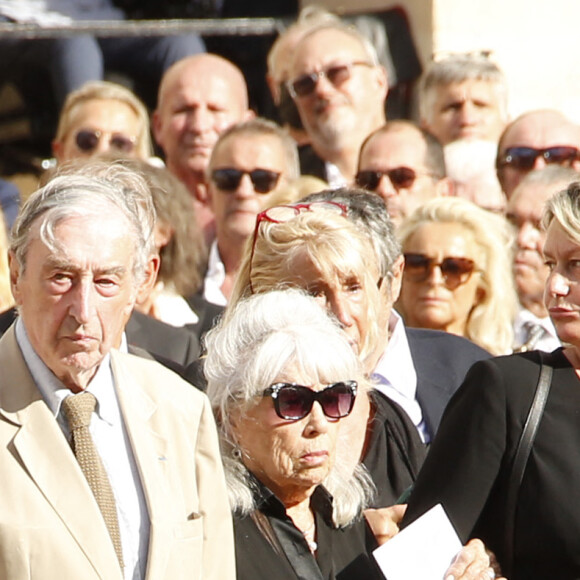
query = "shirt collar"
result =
(15, 317, 118, 428)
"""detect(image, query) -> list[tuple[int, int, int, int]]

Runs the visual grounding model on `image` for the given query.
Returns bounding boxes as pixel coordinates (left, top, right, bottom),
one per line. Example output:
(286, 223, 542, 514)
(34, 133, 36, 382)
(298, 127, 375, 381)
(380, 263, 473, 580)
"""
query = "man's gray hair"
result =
(419, 53, 508, 125)
(301, 188, 401, 280)
(11, 166, 156, 285)
(204, 288, 375, 525)
(208, 117, 300, 182)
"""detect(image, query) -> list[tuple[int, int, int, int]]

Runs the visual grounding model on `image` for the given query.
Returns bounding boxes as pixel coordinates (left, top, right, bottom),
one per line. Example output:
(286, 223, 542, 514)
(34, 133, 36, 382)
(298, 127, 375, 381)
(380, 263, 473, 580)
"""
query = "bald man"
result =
(153, 54, 254, 239)
(496, 109, 580, 197)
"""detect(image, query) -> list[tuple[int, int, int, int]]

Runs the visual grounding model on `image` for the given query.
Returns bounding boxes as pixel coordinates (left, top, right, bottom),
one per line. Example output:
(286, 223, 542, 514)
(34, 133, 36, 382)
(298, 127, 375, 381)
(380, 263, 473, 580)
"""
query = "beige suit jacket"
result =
(0, 327, 235, 580)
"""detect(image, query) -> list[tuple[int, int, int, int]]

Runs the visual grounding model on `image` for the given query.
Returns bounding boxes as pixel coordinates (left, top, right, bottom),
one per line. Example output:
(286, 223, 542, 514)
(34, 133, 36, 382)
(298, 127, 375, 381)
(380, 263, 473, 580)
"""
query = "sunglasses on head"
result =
(355, 167, 435, 191)
(211, 168, 281, 194)
(263, 381, 357, 421)
(404, 253, 477, 289)
(75, 129, 136, 154)
(287, 61, 373, 99)
(497, 146, 580, 171)
(249, 200, 347, 293)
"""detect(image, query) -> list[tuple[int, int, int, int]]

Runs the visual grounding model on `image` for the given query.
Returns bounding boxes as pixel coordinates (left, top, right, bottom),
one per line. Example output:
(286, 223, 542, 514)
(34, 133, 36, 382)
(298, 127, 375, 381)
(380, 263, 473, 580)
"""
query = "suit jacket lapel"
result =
(111, 350, 173, 579)
(0, 328, 122, 580)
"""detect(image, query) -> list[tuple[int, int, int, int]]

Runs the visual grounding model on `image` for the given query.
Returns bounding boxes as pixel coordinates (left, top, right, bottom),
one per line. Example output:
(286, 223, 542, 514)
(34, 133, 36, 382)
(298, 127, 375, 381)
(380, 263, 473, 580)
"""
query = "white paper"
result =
(373, 504, 462, 580)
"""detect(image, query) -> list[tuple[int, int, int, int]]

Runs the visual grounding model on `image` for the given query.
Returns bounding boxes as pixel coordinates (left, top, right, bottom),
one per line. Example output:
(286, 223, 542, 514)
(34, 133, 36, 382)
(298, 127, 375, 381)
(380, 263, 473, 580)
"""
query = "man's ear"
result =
(389, 255, 405, 303)
(151, 109, 164, 147)
(8, 251, 22, 306)
(136, 254, 160, 305)
(52, 139, 63, 162)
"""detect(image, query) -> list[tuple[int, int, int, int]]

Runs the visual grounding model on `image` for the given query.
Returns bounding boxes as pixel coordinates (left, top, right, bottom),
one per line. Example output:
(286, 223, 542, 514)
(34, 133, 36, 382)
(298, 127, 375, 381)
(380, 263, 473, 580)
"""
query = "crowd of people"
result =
(1, 4, 580, 580)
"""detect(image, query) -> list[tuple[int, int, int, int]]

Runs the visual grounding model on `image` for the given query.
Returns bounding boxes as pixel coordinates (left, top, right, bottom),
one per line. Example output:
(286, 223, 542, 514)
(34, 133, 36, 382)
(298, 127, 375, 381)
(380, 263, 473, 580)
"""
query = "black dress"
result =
(403, 349, 580, 579)
(234, 479, 383, 580)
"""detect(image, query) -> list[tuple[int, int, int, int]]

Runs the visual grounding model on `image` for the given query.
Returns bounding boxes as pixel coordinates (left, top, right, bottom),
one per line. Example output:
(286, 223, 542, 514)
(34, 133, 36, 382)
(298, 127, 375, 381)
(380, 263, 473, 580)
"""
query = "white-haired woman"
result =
(205, 288, 501, 580)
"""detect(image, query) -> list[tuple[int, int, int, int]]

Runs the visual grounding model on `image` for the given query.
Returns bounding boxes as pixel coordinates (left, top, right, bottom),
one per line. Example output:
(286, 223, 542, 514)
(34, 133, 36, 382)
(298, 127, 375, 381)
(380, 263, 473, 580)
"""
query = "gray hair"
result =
(11, 165, 156, 285)
(204, 288, 375, 525)
(542, 180, 580, 244)
(208, 117, 300, 182)
(419, 53, 508, 126)
(301, 188, 401, 280)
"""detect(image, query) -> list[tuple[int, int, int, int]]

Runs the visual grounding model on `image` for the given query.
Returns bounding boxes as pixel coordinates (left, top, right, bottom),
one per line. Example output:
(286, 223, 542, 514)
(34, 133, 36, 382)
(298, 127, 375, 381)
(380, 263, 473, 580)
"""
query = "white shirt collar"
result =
(203, 239, 227, 307)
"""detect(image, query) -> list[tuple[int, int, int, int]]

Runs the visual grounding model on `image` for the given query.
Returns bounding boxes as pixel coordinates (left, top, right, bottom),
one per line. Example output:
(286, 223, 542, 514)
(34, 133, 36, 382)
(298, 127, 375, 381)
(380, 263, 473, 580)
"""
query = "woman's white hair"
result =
(204, 288, 375, 526)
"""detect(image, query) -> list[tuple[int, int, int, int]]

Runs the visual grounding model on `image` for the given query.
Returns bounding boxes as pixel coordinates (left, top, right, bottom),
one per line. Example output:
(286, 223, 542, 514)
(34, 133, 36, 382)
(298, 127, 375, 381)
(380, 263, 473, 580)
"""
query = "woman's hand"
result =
(445, 538, 506, 580)
(364, 504, 407, 546)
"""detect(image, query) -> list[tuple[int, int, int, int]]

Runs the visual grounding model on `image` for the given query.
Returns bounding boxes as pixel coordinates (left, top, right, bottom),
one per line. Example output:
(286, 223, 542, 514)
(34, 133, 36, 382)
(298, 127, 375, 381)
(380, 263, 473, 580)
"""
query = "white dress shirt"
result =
(371, 311, 429, 442)
(203, 240, 227, 307)
(15, 318, 150, 580)
(513, 307, 561, 352)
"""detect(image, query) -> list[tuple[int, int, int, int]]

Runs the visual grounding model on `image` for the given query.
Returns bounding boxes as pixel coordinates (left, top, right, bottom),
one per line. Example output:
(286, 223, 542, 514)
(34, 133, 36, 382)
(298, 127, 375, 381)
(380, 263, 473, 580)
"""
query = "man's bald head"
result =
(153, 54, 253, 194)
(496, 109, 580, 197)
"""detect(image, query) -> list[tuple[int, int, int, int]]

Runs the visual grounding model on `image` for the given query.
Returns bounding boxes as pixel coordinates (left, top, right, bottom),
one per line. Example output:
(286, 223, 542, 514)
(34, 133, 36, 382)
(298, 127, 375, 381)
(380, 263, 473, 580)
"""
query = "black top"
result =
(234, 478, 383, 580)
(363, 391, 426, 507)
(403, 349, 580, 579)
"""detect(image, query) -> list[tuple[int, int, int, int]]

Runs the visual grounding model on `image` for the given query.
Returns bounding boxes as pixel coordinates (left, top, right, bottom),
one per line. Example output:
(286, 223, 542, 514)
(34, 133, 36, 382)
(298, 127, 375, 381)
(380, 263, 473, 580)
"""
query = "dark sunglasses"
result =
(75, 129, 136, 154)
(287, 61, 373, 98)
(404, 253, 477, 289)
(249, 201, 347, 293)
(211, 168, 281, 194)
(263, 381, 357, 421)
(497, 146, 580, 171)
(355, 167, 435, 191)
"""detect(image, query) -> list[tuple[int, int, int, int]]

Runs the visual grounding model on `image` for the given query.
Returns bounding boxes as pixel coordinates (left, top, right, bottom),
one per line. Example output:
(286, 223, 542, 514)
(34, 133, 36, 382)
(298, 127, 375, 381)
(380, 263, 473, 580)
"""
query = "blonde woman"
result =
(397, 197, 517, 354)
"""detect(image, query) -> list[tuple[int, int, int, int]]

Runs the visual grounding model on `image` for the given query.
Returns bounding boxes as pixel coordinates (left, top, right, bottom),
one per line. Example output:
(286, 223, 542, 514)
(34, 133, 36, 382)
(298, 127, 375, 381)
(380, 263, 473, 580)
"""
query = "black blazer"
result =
(403, 349, 580, 579)
(298, 144, 328, 182)
(406, 327, 491, 438)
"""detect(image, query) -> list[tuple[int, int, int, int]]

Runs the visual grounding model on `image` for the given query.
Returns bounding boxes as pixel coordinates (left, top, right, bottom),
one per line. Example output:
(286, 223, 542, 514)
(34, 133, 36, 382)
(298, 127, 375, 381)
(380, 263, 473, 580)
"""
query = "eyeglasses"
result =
(287, 61, 373, 98)
(75, 129, 136, 154)
(263, 381, 357, 421)
(355, 167, 436, 191)
(404, 253, 477, 289)
(249, 201, 347, 293)
(211, 168, 281, 194)
(497, 146, 580, 171)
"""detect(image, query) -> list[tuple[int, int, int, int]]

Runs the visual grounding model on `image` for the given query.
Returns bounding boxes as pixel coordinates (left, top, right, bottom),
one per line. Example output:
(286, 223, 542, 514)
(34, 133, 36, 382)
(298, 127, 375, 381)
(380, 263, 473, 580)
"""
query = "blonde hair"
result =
(398, 197, 517, 355)
(54, 81, 153, 159)
(0, 211, 14, 311)
(229, 209, 382, 369)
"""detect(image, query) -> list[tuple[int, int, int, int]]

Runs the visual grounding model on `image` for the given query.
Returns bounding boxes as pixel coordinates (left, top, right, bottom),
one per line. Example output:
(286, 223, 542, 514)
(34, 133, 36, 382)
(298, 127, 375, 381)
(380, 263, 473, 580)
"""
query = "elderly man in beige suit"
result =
(0, 170, 235, 579)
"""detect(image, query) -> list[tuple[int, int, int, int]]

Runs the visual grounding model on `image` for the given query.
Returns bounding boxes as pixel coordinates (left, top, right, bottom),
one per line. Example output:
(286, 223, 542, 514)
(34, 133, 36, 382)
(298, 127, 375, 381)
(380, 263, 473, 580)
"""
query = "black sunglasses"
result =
(497, 146, 580, 171)
(211, 168, 281, 194)
(75, 129, 136, 154)
(263, 381, 357, 421)
(287, 61, 372, 98)
(404, 253, 477, 290)
(355, 167, 435, 191)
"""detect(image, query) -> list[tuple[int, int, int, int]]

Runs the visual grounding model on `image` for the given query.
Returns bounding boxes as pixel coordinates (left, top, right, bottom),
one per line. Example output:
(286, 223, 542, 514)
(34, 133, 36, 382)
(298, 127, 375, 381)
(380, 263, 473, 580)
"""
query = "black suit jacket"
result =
(0, 308, 200, 371)
(403, 349, 580, 579)
(298, 144, 328, 182)
(406, 327, 490, 438)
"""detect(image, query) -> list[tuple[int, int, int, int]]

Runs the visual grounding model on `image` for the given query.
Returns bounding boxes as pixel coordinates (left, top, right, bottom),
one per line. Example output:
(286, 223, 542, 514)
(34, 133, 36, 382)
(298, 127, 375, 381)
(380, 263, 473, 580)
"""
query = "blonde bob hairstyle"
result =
(397, 197, 517, 355)
(54, 80, 153, 159)
(229, 208, 383, 369)
(542, 181, 580, 244)
(204, 288, 375, 525)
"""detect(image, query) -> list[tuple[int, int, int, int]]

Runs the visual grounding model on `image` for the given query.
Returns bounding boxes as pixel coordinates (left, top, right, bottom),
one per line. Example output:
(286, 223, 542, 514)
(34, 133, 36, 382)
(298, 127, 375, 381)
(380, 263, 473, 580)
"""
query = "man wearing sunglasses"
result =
(203, 118, 299, 306)
(287, 22, 388, 186)
(356, 121, 453, 226)
(302, 189, 489, 443)
(496, 109, 580, 197)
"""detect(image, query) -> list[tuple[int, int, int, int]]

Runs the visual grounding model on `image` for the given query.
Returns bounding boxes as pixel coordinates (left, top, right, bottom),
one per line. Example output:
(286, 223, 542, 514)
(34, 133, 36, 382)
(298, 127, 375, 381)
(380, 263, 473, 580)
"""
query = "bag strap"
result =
(503, 353, 553, 576)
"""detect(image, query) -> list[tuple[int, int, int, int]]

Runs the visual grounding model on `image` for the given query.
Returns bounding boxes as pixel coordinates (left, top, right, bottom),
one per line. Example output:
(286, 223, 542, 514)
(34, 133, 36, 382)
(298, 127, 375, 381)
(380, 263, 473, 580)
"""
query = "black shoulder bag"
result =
(503, 353, 553, 577)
